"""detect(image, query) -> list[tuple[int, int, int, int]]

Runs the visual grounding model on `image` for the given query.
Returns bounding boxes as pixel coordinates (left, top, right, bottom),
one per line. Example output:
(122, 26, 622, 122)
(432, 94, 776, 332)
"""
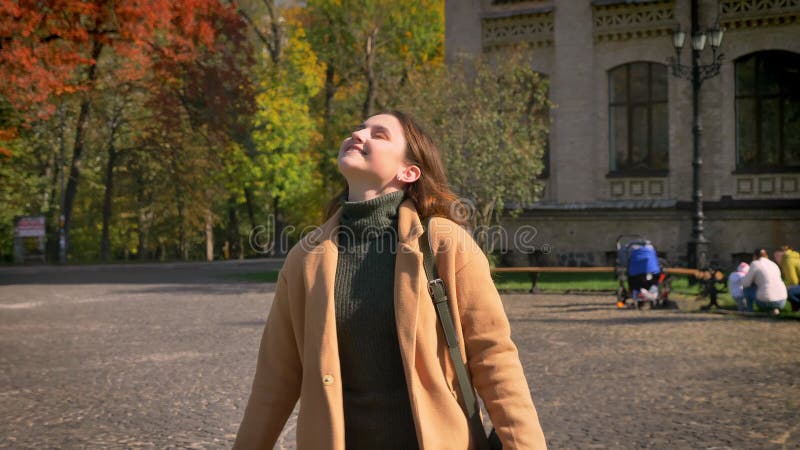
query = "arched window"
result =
(608, 62, 669, 173)
(735, 50, 800, 170)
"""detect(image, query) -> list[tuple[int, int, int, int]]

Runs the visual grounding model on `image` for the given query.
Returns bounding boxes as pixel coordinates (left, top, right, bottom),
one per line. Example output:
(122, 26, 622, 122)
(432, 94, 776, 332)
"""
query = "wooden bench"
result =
(490, 266, 715, 296)
(491, 266, 702, 276)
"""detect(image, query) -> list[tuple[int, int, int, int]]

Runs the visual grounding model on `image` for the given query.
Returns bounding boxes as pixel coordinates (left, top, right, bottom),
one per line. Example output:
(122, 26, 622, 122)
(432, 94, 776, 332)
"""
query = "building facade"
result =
(446, 0, 800, 268)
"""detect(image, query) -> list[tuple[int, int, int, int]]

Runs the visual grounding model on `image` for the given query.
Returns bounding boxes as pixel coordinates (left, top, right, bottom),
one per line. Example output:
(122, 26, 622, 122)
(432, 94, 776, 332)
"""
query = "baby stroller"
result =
(615, 235, 671, 310)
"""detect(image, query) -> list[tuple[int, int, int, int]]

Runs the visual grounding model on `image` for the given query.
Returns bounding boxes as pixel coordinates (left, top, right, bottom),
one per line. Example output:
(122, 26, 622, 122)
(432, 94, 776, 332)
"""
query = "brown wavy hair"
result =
(324, 110, 470, 228)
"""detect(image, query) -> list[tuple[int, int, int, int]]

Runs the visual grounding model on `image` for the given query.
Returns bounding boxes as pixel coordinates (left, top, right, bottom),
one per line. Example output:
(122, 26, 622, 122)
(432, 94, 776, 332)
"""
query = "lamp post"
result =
(668, 0, 724, 270)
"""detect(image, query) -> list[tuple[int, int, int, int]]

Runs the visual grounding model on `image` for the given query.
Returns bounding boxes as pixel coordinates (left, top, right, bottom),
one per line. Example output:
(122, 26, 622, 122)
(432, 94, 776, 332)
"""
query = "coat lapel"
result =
(310, 198, 426, 370)
(302, 207, 346, 449)
(394, 199, 426, 412)
(304, 198, 426, 448)
(303, 207, 344, 361)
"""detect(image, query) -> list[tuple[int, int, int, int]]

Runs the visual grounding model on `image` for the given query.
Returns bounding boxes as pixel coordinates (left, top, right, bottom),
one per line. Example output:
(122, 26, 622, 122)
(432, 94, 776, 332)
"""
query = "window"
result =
(735, 51, 800, 171)
(608, 62, 669, 174)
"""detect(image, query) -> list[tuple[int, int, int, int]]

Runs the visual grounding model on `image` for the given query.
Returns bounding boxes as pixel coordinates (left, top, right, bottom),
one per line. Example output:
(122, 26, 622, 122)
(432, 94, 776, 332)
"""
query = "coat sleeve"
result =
(454, 241, 548, 449)
(233, 269, 302, 450)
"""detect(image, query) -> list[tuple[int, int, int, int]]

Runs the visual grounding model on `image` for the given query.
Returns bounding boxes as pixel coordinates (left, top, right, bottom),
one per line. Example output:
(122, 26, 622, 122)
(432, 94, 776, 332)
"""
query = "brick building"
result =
(446, 0, 800, 267)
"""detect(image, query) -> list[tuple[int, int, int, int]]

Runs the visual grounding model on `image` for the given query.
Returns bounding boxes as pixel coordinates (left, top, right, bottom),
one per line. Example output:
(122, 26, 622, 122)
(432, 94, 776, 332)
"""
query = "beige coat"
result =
(233, 198, 547, 449)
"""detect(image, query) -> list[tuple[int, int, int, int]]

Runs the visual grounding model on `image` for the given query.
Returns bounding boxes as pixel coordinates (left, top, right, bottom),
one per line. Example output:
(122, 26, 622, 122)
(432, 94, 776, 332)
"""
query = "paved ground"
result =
(0, 262, 798, 449)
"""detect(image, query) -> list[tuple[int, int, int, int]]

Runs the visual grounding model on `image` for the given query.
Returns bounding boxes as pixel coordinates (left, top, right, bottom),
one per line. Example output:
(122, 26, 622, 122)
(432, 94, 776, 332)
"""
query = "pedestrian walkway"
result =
(0, 265, 797, 448)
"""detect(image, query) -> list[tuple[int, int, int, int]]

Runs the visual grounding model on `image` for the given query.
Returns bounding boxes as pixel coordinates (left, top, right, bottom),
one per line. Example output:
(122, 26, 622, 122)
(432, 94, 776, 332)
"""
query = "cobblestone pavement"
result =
(1, 263, 798, 449)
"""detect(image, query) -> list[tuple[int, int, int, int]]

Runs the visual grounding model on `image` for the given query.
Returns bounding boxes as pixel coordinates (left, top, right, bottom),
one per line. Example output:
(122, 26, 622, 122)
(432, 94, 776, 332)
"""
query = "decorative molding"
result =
(735, 174, 800, 198)
(630, 180, 645, 196)
(720, 0, 800, 30)
(737, 178, 754, 194)
(781, 176, 798, 193)
(608, 178, 668, 199)
(649, 180, 664, 196)
(481, 10, 554, 50)
(592, 0, 675, 42)
(759, 177, 776, 194)
(611, 180, 625, 197)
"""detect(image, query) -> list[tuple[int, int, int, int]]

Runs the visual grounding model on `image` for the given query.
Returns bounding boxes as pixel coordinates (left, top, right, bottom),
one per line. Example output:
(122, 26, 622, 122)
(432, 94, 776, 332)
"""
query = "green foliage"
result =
(399, 46, 551, 252)
(250, 21, 326, 235)
(302, 0, 445, 191)
(1, 1, 450, 263)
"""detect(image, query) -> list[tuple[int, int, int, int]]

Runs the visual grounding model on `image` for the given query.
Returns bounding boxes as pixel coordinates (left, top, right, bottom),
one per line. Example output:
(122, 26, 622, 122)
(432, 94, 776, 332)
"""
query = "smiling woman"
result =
(336, 113, 419, 203)
(233, 110, 547, 450)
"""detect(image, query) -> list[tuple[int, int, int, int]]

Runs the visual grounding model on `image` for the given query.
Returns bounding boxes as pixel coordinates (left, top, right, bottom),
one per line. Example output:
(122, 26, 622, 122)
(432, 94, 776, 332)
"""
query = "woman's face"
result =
(337, 114, 418, 188)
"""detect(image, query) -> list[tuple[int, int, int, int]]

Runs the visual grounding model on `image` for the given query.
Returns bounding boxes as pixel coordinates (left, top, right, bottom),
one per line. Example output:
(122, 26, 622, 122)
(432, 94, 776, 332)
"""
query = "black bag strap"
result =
(419, 217, 491, 450)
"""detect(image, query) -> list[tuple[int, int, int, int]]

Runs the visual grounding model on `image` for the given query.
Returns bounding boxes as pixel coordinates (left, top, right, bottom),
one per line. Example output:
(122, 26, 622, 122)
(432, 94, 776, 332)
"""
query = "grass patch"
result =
(225, 269, 800, 318)
(668, 277, 800, 319)
(492, 272, 620, 292)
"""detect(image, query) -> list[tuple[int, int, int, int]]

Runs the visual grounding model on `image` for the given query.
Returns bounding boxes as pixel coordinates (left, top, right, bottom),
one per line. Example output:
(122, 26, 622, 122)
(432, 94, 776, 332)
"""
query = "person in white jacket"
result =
(742, 249, 788, 315)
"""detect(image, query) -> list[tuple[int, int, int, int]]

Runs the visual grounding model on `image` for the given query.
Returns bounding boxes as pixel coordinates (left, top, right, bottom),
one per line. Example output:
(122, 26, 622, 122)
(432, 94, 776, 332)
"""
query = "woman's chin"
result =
(338, 159, 368, 174)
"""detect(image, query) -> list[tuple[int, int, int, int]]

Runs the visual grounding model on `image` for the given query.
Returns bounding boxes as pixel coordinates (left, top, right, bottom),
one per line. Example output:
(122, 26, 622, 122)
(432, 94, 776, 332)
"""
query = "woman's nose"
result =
(352, 128, 367, 142)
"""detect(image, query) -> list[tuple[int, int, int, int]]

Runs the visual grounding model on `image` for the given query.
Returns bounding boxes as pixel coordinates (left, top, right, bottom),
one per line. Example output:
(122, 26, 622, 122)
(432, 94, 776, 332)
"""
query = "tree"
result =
(299, 0, 444, 192)
(400, 47, 552, 255)
(249, 12, 325, 254)
(0, 0, 234, 261)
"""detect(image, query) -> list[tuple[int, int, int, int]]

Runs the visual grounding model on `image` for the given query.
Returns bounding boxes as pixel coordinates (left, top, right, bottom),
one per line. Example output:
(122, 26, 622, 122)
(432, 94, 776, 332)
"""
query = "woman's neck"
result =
(346, 186, 404, 202)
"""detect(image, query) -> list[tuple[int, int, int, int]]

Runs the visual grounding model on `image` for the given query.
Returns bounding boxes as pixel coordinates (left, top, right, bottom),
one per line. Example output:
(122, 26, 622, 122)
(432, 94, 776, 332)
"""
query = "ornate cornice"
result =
(720, 0, 800, 29)
(592, 0, 675, 42)
(481, 8, 554, 50)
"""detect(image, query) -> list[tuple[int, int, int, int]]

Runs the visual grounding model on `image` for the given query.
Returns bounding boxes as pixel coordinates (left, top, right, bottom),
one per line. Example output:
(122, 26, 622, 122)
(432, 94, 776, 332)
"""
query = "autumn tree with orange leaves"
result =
(0, 0, 245, 260)
(0, 0, 447, 263)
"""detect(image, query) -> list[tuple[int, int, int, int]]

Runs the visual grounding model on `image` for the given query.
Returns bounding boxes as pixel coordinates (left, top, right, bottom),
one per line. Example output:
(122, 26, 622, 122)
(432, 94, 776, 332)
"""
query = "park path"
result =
(0, 262, 798, 449)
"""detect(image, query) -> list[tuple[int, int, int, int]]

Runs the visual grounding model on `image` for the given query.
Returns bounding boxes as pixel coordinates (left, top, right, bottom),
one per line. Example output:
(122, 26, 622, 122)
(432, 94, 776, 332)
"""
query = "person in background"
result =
(742, 249, 788, 316)
(778, 245, 800, 312)
(773, 247, 785, 266)
(728, 262, 752, 312)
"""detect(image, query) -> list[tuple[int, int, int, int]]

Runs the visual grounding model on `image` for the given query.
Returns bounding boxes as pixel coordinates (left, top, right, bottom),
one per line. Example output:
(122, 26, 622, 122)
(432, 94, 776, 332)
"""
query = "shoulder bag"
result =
(419, 217, 502, 450)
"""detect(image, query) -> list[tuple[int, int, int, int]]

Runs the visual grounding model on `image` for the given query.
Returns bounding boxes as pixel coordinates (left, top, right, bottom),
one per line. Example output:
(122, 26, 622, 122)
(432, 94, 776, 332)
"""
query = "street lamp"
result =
(667, 0, 724, 270)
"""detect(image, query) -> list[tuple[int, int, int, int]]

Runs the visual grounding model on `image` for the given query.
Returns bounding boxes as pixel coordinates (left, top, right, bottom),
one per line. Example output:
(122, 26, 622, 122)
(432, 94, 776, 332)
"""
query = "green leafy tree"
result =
(400, 48, 552, 254)
(300, 0, 444, 193)
(250, 19, 326, 252)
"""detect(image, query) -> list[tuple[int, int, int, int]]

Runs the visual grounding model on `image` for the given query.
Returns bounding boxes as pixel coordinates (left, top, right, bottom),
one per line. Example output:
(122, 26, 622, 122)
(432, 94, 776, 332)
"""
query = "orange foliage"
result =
(0, 0, 238, 123)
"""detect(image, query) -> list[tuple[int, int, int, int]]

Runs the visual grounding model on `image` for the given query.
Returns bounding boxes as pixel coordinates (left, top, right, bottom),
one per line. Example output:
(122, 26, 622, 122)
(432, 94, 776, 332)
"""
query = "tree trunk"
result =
(137, 211, 149, 260)
(324, 65, 336, 124)
(272, 195, 286, 257)
(46, 150, 61, 262)
(362, 27, 378, 119)
(227, 196, 240, 259)
(205, 210, 214, 261)
(243, 187, 257, 230)
(265, 0, 283, 64)
(474, 199, 497, 255)
(62, 40, 103, 261)
(135, 170, 151, 260)
(176, 189, 187, 261)
(100, 144, 117, 261)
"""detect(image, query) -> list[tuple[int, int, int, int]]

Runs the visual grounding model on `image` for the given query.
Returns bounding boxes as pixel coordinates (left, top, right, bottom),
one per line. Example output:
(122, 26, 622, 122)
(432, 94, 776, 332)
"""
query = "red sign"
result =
(15, 216, 45, 238)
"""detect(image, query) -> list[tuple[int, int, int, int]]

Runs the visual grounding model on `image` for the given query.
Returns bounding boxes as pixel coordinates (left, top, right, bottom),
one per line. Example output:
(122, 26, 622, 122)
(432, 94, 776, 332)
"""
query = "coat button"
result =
(322, 374, 335, 385)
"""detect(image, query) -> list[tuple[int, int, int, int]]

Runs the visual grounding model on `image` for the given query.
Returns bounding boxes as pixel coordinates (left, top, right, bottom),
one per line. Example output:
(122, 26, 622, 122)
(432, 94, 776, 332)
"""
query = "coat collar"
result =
(306, 197, 426, 247)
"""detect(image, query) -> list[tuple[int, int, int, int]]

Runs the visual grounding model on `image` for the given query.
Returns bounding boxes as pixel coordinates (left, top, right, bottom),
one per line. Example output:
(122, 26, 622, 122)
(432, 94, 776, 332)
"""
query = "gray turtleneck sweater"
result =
(334, 190, 419, 449)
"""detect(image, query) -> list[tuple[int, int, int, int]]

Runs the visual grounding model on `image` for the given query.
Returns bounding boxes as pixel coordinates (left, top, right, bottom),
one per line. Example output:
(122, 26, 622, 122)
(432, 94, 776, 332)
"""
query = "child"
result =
(728, 262, 750, 312)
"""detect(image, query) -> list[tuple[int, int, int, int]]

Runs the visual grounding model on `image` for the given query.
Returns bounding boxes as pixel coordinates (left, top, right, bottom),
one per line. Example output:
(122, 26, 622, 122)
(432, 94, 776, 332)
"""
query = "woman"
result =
(233, 111, 547, 449)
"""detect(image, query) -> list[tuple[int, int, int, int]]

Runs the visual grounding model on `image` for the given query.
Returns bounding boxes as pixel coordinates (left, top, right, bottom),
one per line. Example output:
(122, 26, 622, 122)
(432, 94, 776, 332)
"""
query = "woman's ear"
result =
(397, 164, 421, 184)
